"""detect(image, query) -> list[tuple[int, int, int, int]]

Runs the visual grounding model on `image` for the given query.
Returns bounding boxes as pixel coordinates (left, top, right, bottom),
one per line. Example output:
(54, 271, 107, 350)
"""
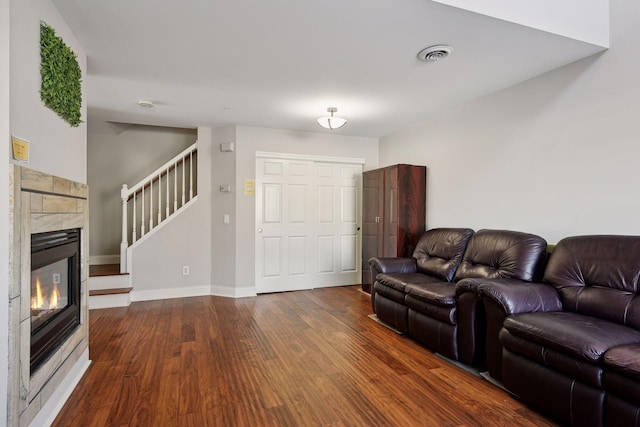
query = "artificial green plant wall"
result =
(40, 22, 82, 127)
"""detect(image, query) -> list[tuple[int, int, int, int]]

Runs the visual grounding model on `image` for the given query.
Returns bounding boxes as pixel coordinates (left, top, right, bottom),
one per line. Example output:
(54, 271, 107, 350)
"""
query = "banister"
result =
(122, 142, 198, 200)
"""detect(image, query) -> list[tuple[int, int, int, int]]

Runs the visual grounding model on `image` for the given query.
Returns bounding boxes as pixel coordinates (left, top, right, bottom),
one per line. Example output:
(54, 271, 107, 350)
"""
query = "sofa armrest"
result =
(369, 257, 416, 278)
(455, 278, 486, 297)
(478, 279, 562, 316)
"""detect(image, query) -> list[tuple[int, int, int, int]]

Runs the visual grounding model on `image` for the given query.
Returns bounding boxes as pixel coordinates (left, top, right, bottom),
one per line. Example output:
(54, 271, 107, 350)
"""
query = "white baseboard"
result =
(89, 255, 119, 265)
(130, 285, 211, 302)
(29, 349, 91, 427)
(211, 285, 257, 298)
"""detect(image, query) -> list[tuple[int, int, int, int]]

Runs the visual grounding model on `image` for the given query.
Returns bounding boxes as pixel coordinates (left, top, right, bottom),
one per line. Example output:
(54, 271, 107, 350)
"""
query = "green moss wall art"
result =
(40, 22, 82, 127)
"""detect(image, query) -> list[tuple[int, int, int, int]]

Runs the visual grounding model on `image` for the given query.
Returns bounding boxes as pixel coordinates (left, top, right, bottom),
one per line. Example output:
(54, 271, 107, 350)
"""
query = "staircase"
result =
(88, 264, 132, 309)
(89, 142, 198, 309)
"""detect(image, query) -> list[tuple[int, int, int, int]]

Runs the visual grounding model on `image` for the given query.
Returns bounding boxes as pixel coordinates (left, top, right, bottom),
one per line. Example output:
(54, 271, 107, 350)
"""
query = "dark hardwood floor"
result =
(53, 286, 555, 426)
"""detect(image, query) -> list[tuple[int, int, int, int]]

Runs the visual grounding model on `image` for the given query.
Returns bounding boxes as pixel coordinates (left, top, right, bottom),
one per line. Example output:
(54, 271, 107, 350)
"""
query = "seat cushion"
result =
(405, 280, 456, 307)
(503, 312, 640, 363)
(604, 344, 640, 379)
(375, 273, 441, 304)
(376, 272, 441, 293)
(603, 345, 640, 405)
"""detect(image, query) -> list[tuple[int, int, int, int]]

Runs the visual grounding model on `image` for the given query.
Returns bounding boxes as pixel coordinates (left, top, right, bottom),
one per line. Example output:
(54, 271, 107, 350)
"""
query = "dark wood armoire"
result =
(361, 164, 426, 292)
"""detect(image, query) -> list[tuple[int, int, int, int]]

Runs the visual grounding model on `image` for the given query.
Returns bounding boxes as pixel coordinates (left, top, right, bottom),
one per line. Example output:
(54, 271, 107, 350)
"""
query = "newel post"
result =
(120, 184, 129, 273)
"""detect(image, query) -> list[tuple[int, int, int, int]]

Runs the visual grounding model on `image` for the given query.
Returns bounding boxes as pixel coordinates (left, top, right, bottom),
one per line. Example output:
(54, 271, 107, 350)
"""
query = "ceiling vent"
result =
(417, 45, 453, 63)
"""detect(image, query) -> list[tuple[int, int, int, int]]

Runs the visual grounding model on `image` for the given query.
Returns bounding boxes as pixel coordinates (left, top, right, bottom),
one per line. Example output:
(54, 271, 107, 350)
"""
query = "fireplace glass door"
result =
(31, 258, 70, 332)
(30, 228, 81, 373)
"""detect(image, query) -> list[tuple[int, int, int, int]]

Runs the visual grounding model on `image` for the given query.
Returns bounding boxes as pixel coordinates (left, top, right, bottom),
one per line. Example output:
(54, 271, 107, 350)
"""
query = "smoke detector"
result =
(137, 99, 154, 108)
(417, 45, 453, 63)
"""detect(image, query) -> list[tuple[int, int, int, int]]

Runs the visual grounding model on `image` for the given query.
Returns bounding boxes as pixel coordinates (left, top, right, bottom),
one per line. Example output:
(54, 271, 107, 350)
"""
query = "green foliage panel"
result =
(40, 22, 82, 127)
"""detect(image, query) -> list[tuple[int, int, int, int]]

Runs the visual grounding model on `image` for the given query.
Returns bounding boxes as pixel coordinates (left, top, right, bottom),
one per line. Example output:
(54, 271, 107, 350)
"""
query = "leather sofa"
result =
(479, 235, 640, 427)
(370, 228, 547, 365)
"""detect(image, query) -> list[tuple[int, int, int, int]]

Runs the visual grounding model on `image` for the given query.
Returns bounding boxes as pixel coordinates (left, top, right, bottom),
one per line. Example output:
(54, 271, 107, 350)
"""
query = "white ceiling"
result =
(52, 0, 605, 138)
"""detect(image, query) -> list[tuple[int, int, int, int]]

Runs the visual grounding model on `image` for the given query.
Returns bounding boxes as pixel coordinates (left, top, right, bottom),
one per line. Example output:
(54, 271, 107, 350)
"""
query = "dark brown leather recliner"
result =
(370, 228, 474, 333)
(480, 235, 640, 427)
(370, 228, 547, 365)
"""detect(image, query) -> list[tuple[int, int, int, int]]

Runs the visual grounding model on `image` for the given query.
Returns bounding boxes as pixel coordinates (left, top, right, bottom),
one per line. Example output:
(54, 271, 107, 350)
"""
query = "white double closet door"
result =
(255, 154, 362, 294)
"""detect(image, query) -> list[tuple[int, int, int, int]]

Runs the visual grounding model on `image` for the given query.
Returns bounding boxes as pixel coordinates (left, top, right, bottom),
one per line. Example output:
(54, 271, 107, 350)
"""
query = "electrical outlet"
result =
(182, 266, 190, 276)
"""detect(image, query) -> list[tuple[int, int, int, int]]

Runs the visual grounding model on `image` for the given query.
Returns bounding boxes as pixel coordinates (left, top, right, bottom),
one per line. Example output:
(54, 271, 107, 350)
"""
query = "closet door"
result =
(255, 158, 315, 293)
(315, 162, 362, 288)
(255, 156, 362, 293)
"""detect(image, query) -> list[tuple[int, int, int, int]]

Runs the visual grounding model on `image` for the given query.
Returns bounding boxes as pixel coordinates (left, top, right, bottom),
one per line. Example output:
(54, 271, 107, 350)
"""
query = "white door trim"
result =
(256, 151, 365, 165)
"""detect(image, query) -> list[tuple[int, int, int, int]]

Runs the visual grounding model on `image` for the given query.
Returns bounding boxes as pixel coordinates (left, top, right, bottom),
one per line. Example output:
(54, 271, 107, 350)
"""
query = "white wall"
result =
(380, 0, 639, 244)
(232, 126, 379, 293)
(129, 127, 212, 300)
(1, 0, 11, 422)
(211, 127, 237, 295)
(87, 125, 197, 257)
(10, 0, 87, 183)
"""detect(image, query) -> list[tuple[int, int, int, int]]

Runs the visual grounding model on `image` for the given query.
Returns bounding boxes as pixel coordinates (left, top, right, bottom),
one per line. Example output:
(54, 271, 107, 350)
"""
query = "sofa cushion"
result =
(500, 328, 604, 387)
(405, 281, 456, 307)
(376, 273, 441, 293)
(543, 235, 640, 327)
(374, 273, 441, 304)
(604, 344, 640, 379)
(503, 312, 640, 363)
(412, 228, 474, 281)
(604, 345, 640, 405)
(453, 229, 547, 282)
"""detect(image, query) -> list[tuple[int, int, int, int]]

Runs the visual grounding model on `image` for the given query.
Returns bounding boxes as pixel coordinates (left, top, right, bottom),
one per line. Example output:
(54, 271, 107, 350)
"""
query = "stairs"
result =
(89, 264, 132, 309)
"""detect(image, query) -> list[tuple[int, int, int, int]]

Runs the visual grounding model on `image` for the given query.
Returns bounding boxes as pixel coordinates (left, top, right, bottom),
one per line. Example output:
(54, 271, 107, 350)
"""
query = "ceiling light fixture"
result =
(137, 99, 154, 108)
(317, 107, 347, 130)
(417, 45, 453, 63)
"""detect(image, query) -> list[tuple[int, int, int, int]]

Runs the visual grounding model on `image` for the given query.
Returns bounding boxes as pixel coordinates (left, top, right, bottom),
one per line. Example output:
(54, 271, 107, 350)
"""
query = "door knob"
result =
(257, 228, 263, 233)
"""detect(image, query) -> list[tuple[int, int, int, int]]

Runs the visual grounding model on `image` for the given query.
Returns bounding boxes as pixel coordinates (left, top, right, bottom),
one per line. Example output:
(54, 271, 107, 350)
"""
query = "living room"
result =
(2, 0, 638, 426)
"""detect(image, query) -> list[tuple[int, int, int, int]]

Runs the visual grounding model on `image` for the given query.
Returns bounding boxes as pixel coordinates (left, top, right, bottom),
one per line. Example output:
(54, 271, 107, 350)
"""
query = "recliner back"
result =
(413, 228, 474, 281)
(543, 235, 640, 328)
(453, 229, 547, 282)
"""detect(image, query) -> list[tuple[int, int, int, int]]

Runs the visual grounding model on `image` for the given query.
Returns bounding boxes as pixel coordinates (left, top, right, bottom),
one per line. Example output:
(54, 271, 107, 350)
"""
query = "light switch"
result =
(223, 214, 230, 224)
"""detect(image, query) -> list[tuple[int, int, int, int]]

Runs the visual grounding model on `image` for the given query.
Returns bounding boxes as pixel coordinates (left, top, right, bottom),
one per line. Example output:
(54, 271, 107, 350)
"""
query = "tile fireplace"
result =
(8, 166, 90, 426)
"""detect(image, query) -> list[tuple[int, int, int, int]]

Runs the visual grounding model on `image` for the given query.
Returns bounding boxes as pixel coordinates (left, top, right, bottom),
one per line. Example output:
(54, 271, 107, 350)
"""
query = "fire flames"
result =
(31, 277, 61, 311)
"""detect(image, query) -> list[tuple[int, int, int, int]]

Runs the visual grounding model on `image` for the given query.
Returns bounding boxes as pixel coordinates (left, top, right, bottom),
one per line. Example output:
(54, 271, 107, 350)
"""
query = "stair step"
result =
(89, 264, 125, 277)
(89, 287, 132, 296)
(89, 286, 132, 310)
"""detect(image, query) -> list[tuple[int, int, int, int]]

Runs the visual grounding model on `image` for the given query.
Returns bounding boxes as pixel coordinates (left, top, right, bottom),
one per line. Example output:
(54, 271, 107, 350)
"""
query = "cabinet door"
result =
(361, 169, 383, 285)
(383, 166, 399, 257)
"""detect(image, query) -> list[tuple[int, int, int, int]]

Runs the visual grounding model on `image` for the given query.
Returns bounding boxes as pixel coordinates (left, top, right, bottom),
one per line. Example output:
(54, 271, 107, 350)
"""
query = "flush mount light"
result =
(417, 45, 453, 63)
(317, 107, 347, 130)
(137, 99, 154, 108)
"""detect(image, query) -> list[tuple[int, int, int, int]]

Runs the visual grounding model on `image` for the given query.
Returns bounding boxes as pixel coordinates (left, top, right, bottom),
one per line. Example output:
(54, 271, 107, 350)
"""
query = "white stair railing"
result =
(120, 142, 198, 273)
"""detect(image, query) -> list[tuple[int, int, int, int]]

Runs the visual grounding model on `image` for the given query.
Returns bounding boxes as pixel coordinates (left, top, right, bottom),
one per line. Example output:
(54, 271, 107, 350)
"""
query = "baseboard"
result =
(89, 255, 119, 265)
(211, 285, 257, 298)
(29, 349, 91, 427)
(130, 285, 211, 302)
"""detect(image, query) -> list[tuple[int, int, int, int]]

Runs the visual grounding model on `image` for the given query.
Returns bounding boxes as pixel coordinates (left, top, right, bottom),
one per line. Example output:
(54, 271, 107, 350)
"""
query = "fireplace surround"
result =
(8, 166, 90, 426)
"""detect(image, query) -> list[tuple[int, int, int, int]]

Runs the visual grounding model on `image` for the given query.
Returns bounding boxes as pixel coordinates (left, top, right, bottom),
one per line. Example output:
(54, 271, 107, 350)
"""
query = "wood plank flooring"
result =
(53, 286, 555, 426)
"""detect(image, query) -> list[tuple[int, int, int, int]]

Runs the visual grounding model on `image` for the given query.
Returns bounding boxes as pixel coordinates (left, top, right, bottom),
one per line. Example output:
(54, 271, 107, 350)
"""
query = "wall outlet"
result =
(182, 266, 190, 276)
